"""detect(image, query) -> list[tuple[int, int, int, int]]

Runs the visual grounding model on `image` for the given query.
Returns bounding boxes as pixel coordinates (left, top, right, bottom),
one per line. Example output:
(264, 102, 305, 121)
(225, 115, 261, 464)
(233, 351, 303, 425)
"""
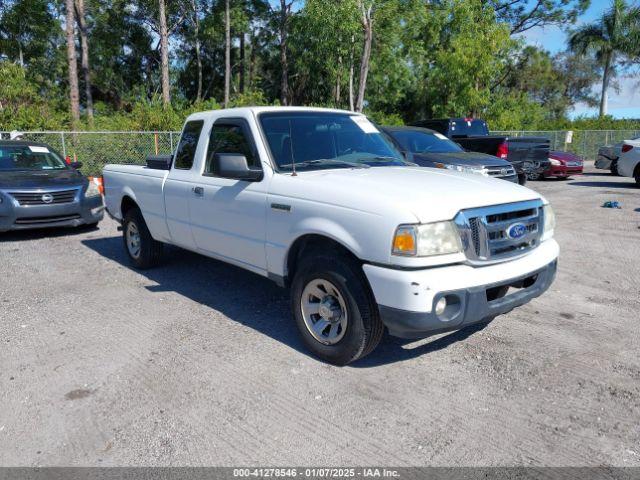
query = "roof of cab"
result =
(184, 106, 362, 122)
(382, 125, 438, 134)
(0, 140, 52, 148)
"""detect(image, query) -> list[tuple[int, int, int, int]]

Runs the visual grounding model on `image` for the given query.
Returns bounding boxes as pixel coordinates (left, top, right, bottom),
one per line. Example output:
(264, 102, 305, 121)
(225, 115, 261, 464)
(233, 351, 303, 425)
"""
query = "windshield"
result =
(450, 119, 488, 137)
(259, 112, 405, 171)
(389, 130, 463, 153)
(0, 145, 68, 171)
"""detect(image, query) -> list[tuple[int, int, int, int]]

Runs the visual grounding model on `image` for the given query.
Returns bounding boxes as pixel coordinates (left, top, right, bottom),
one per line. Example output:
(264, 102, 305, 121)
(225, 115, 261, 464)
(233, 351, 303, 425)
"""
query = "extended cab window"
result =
(204, 123, 258, 175)
(174, 120, 204, 170)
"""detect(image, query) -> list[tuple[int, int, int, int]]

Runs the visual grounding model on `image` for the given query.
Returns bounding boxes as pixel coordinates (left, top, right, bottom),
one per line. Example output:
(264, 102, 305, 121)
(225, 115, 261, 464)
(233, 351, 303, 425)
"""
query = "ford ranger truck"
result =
(103, 107, 559, 365)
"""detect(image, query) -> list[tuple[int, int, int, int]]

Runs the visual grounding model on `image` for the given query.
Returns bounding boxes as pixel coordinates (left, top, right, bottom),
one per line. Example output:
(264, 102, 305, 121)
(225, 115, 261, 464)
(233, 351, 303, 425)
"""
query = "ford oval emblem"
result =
(507, 223, 527, 239)
(41, 193, 54, 204)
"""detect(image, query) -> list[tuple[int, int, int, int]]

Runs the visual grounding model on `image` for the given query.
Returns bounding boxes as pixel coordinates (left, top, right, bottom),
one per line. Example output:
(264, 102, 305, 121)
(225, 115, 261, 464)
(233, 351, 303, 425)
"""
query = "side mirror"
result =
(70, 162, 83, 169)
(214, 153, 263, 181)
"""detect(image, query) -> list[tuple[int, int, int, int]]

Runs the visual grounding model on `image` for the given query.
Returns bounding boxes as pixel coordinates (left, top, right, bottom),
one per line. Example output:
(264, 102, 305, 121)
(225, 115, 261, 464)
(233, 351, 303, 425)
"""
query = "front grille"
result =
(8, 189, 78, 206)
(485, 165, 515, 178)
(455, 200, 544, 263)
(15, 214, 81, 225)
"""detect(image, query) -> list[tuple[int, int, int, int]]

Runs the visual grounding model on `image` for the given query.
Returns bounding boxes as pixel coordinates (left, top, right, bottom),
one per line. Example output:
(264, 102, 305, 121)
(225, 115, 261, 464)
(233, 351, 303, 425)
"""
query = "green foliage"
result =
(365, 110, 404, 126)
(0, 0, 638, 133)
(483, 92, 548, 130)
(0, 61, 67, 129)
(487, 0, 591, 35)
(428, 0, 514, 117)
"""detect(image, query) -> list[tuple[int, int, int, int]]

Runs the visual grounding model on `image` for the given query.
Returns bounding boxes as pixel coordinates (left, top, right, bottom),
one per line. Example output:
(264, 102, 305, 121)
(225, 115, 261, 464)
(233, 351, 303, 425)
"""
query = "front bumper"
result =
(544, 164, 583, 177)
(363, 239, 559, 338)
(0, 189, 104, 232)
(595, 156, 613, 169)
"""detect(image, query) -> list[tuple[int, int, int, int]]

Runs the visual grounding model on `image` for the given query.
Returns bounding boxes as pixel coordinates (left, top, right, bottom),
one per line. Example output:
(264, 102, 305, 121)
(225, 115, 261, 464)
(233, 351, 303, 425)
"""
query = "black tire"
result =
(517, 173, 527, 186)
(290, 253, 384, 365)
(122, 207, 163, 269)
(635, 166, 640, 187)
(611, 160, 619, 176)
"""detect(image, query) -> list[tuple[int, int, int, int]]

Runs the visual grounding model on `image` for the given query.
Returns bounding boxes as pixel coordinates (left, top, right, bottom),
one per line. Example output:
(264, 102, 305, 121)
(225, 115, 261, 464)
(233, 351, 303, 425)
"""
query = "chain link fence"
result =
(0, 131, 179, 176)
(3, 129, 640, 176)
(494, 130, 640, 161)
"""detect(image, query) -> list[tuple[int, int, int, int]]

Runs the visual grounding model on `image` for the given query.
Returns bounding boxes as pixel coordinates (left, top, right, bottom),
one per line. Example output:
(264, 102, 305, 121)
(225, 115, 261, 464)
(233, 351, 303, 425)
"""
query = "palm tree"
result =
(569, 0, 640, 117)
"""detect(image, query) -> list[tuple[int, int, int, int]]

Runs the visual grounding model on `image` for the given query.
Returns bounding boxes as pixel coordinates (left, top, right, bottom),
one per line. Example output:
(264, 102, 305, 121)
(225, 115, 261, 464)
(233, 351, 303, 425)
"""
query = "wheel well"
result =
(120, 196, 138, 218)
(285, 234, 360, 286)
(633, 162, 640, 178)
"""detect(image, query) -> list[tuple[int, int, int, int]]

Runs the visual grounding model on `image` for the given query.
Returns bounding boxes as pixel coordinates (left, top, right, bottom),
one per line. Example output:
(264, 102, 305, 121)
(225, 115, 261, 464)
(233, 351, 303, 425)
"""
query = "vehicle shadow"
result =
(0, 224, 99, 242)
(351, 322, 489, 368)
(585, 172, 617, 177)
(568, 180, 637, 189)
(82, 235, 485, 368)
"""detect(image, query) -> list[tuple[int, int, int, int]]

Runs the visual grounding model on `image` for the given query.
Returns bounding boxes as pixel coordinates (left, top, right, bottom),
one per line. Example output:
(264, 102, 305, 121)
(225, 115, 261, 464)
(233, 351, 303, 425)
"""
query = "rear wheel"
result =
(634, 165, 640, 187)
(527, 170, 541, 181)
(291, 253, 384, 365)
(122, 207, 163, 269)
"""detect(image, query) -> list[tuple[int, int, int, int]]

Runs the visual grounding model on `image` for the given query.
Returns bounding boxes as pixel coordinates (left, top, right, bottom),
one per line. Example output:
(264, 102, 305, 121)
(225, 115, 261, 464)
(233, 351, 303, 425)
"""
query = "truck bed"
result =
(103, 164, 170, 240)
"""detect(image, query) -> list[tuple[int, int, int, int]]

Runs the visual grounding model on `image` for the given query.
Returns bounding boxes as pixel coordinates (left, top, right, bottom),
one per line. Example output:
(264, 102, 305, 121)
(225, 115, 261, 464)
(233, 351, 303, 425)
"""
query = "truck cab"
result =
(104, 107, 559, 365)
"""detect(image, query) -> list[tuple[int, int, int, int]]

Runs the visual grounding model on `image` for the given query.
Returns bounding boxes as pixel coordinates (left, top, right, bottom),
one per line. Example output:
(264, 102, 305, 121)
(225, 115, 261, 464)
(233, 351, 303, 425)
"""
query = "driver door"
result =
(188, 117, 269, 274)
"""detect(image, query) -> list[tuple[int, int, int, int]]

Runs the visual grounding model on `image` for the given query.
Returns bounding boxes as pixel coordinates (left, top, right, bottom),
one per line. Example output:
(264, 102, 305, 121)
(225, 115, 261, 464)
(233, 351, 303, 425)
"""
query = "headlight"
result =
(85, 182, 101, 198)
(392, 221, 462, 257)
(542, 204, 555, 241)
(549, 158, 561, 166)
(435, 163, 489, 176)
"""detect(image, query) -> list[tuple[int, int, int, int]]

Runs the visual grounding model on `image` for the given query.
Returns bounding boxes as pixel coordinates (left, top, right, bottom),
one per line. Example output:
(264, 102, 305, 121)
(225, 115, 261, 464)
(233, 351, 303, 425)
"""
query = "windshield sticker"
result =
(434, 133, 448, 140)
(350, 115, 379, 134)
(28, 146, 50, 153)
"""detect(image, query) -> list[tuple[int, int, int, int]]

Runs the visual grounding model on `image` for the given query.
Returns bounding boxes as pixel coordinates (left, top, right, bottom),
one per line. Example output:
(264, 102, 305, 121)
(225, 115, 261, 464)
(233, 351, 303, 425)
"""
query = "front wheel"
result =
(291, 254, 384, 365)
(517, 173, 527, 185)
(122, 207, 163, 269)
(611, 160, 619, 176)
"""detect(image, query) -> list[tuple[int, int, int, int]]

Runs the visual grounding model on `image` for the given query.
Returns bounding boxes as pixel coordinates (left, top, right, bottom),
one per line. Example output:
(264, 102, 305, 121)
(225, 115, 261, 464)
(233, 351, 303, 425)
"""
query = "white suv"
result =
(617, 140, 640, 186)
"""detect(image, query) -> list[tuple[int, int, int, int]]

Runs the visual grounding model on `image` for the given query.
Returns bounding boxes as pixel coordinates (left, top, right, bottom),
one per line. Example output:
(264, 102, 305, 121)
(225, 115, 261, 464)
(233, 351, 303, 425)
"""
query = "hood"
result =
(549, 151, 582, 163)
(411, 151, 509, 167)
(0, 169, 85, 189)
(277, 166, 543, 224)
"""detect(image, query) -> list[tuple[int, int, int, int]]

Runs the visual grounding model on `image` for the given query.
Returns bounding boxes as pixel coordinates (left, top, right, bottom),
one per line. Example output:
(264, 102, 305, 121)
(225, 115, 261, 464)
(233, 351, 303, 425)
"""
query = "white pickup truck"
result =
(104, 107, 559, 365)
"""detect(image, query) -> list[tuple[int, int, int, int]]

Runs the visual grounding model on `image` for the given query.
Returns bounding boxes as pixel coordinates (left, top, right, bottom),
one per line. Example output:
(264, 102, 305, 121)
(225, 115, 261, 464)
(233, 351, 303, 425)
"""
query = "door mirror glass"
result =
(214, 153, 263, 181)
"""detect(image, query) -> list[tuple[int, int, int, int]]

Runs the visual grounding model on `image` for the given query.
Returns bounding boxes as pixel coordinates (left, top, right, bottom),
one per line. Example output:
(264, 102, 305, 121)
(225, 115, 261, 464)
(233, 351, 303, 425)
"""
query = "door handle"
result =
(192, 186, 204, 196)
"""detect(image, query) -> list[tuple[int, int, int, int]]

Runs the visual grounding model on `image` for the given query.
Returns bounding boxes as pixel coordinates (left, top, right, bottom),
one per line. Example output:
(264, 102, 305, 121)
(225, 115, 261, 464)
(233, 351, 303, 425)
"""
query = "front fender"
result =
(267, 216, 365, 280)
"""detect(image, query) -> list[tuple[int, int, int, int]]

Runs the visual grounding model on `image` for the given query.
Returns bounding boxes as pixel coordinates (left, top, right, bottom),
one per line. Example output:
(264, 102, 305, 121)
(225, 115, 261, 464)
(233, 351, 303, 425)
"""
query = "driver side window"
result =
(204, 123, 257, 176)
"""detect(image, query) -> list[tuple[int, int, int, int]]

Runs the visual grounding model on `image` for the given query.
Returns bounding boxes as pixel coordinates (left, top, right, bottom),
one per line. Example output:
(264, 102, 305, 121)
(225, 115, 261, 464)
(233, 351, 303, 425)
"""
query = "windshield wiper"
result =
(280, 158, 370, 170)
(361, 155, 416, 166)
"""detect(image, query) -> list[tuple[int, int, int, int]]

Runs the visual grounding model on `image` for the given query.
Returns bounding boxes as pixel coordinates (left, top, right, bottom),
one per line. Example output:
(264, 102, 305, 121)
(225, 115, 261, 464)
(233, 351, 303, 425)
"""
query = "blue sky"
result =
(519, 1, 640, 119)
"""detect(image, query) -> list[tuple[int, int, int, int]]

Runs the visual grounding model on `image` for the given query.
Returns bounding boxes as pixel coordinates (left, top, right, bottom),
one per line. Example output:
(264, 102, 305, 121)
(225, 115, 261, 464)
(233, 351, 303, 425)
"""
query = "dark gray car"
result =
(0, 141, 104, 232)
(382, 126, 519, 183)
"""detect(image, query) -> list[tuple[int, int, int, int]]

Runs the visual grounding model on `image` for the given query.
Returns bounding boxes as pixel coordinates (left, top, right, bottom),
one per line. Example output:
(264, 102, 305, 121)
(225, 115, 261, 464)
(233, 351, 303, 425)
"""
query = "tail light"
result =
(622, 144, 633, 153)
(496, 141, 509, 159)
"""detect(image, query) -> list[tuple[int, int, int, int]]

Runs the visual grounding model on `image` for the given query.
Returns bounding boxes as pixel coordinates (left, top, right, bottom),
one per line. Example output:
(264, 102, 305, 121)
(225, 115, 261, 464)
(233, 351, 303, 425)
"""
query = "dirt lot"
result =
(0, 163, 639, 467)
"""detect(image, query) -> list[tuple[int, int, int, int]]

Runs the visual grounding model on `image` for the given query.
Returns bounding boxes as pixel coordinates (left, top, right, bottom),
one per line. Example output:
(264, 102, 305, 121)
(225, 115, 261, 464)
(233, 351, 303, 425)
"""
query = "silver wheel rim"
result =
(126, 221, 141, 259)
(300, 279, 348, 345)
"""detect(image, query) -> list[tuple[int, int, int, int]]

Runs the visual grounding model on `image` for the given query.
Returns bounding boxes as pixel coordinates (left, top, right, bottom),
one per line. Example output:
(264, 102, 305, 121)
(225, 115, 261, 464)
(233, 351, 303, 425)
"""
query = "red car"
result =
(543, 150, 583, 179)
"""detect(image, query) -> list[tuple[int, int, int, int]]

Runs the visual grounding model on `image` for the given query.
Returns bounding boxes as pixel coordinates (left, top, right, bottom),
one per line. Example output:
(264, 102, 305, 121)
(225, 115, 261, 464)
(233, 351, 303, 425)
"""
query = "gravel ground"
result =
(0, 163, 639, 467)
